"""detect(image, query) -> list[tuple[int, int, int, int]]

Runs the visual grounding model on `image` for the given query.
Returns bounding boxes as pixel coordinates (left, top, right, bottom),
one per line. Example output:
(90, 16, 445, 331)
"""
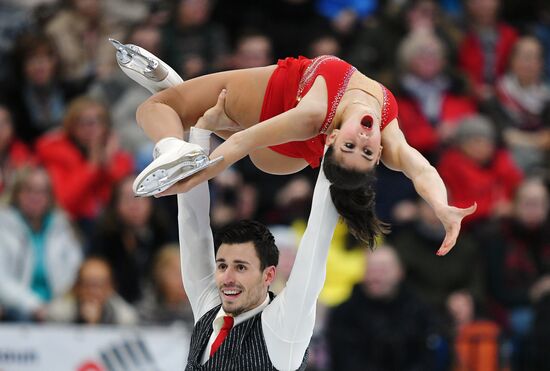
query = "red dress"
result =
(262, 55, 398, 168)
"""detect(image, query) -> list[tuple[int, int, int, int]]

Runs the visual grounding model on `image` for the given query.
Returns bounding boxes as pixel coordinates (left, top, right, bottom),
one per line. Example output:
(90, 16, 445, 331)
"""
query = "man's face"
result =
(215, 242, 275, 316)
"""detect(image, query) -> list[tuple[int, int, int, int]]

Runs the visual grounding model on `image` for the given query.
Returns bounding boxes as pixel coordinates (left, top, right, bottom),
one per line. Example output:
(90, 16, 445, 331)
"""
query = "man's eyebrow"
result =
(215, 258, 251, 265)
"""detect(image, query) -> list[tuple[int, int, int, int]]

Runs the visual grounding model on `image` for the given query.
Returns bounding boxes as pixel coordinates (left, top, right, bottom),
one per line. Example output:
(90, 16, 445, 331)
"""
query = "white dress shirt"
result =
(177, 131, 338, 371)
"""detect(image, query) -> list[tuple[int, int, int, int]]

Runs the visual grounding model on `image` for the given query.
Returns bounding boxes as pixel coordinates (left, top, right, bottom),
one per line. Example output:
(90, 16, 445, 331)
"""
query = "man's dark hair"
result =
(323, 146, 390, 248)
(215, 220, 279, 270)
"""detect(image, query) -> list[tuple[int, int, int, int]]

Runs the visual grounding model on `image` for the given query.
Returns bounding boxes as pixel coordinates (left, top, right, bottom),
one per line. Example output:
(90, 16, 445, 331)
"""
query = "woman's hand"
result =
(434, 203, 477, 256)
(196, 89, 240, 132)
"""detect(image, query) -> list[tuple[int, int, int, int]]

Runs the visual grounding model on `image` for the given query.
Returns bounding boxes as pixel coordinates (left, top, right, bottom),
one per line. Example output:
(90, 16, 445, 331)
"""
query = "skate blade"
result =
(134, 156, 223, 197)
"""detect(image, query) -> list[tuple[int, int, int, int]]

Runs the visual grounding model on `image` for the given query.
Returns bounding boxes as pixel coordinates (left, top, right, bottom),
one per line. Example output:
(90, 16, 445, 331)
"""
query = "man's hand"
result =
(196, 89, 240, 132)
(435, 203, 477, 256)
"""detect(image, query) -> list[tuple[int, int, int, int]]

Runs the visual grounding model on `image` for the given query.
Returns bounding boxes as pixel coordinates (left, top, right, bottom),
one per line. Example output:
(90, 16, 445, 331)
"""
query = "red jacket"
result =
(458, 23, 518, 86)
(36, 131, 134, 220)
(437, 148, 523, 222)
(397, 95, 476, 155)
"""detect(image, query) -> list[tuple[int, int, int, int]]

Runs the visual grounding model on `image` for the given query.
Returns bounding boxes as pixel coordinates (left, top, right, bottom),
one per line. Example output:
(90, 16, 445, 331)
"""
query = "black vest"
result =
(185, 294, 308, 371)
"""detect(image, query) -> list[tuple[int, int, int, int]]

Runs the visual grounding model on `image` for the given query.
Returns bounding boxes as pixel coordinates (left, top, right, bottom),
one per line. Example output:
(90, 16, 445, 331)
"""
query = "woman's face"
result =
(327, 100, 383, 172)
(72, 105, 108, 148)
(17, 170, 51, 221)
(24, 51, 56, 86)
(408, 44, 445, 80)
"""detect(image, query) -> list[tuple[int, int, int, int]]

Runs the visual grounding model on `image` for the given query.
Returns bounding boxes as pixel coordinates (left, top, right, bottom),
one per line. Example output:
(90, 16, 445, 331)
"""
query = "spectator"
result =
(47, 256, 137, 325)
(137, 244, 194, 328)
(0, 105, 34, 194)
(437, 115, 523, 225)
(446, 290, 501, 371)
(346, 0, 461, 84)
(523, 290, 550, 371)
(396, 29, 476, 161)
(36, 96, 134, 234)
(91, 175, 173, 303)
(492, 36, 550, 174)
(0, 166, 82, 322)
(390, 199, 483, 312)
(45, 0, 124, 86)
(483, 177, 550, 337)
(161, 0, 230, 79)
(458, 0, 519, 102)
(229, 31, 273, 69)
(3, 32, 82, 143)
(308, 32, 342, 58)
(327, 245, 437, 371)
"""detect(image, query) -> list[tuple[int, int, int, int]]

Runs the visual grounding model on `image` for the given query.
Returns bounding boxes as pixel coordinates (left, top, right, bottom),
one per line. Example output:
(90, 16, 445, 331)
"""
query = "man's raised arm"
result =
(262, 155, 339, 371)
(177, 127, 220, 323)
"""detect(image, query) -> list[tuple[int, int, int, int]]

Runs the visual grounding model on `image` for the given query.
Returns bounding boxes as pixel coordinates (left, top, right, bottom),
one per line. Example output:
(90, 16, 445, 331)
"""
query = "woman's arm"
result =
(381, 120, 476, 255)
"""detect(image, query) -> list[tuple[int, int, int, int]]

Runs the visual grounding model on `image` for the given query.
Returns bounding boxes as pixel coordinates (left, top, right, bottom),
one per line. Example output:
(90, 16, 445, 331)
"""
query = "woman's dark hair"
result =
(323, 146, 390, 248)
(215, 220, 279, 270)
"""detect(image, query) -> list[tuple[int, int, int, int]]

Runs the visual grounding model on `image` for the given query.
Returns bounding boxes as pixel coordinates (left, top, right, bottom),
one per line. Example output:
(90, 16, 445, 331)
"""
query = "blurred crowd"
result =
(0, 0, 550, 370)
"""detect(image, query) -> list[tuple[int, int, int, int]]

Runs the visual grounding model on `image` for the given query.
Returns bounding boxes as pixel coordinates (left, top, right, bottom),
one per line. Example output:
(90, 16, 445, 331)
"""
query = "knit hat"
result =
(454, 115, 496, 144)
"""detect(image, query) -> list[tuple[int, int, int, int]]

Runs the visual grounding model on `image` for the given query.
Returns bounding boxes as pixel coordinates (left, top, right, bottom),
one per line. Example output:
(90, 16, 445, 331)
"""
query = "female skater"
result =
(114, 42, 475, 254)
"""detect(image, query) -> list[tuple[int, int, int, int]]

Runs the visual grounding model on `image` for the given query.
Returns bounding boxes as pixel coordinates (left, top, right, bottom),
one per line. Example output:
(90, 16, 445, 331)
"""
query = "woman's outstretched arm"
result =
(381, 119, 477, 255)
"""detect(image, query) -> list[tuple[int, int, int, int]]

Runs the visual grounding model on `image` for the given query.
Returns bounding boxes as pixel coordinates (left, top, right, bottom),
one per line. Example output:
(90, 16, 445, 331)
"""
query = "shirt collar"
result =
(212, 293, 270, 331)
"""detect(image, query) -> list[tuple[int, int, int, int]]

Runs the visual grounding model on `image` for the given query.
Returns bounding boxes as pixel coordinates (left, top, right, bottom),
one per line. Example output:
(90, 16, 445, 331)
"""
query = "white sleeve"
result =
(178, 128, 220, 323)
(262, 160, 339, 371)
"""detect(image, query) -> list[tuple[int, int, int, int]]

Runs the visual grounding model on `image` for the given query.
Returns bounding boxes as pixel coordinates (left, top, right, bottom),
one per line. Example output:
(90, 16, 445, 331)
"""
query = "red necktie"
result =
(210, 315, 234, 357)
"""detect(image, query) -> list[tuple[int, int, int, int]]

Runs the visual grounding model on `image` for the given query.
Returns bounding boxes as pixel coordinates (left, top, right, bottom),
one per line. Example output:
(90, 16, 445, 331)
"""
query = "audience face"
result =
(309, 36, 341, 58)
(178, 0, 211, 27)
(15, 169, 52, 223)
(459, 136, 495, 164)
(233, 35, 273, 69)
(215, 242, 275, 316)
(510, 37, 544, 86)
(466, 0, 499, 26)
(73, 0, 101, 20)
(0, 106, 14, 153)
(447, 290, 475, 327)
(130, 26, 162, 57)
(399, 29, 446, 81)
(514, 178, 549, 229)
(76, 259, 114, 308)
(24, 49, 57, 87)
(116, 177, 152, 228)
(363, 247, 404, 299)
(406, 0, 438, 31)
(71, 103, 108, 149)
(409, 41, 445, 80)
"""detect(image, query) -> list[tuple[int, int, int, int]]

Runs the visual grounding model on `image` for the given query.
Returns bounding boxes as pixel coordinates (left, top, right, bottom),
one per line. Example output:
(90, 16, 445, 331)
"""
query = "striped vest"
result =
(185, 295, 308, 371)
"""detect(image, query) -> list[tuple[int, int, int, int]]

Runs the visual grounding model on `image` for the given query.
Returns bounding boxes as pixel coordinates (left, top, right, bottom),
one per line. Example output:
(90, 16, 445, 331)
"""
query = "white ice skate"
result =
(133, 138, 223, 197)
(110, 38, 184, 93)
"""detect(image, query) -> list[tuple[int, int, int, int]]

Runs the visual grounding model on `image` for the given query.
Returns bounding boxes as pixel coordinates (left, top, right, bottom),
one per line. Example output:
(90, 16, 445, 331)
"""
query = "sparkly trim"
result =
(295, 55, 357, 134)
(320, 65, 356, 134)
(379, 82, 389, 129)
(296, 55, 341, 101)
